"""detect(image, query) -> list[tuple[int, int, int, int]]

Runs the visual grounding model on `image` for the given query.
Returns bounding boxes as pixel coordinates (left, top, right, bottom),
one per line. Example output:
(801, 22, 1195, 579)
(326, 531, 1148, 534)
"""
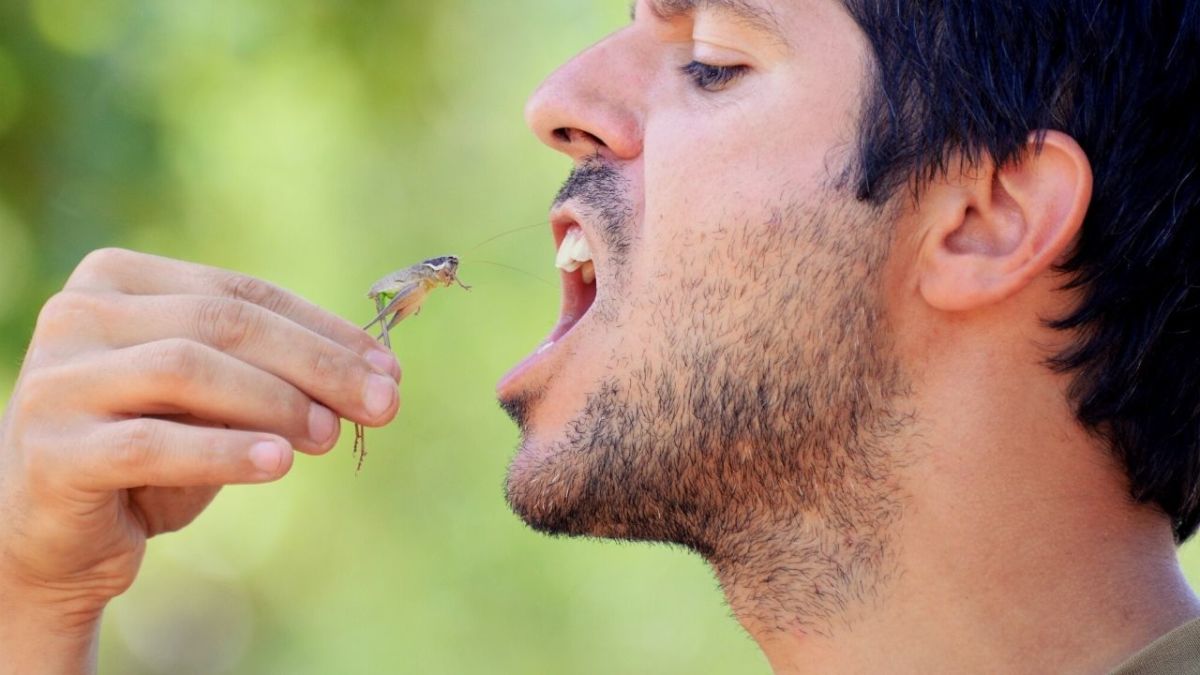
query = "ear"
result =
(917, 131, 1092, 311)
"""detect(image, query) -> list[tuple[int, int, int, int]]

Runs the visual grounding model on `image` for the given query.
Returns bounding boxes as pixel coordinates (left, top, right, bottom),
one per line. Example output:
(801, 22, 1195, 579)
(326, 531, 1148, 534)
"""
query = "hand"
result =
(0, 249, 400, 672)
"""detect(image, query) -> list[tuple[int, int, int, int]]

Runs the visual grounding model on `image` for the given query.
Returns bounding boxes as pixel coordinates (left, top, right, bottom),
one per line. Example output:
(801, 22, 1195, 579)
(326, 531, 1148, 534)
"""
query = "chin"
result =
(499, 386, 613, 538)
(496, 197, 637, 537)
(499, 371, 716, 558)
(496, 196, 910, 568)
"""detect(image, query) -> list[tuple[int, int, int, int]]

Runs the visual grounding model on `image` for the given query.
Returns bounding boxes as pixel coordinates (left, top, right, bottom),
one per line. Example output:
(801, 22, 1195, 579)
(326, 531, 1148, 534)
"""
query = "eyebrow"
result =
(633, 0, 789, 46)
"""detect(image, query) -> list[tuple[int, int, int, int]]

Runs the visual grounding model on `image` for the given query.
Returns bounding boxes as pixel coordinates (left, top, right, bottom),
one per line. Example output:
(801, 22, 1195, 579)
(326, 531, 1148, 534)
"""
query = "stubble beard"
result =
(503, 170, 910, 635)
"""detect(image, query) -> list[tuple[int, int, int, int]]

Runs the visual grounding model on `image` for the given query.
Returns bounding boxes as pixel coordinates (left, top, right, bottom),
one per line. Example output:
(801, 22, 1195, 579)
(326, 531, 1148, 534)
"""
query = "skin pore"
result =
(501, 0, 1200, 672)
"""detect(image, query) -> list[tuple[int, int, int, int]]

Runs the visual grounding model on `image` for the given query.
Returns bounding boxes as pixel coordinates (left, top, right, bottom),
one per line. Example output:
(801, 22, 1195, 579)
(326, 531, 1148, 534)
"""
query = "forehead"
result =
(647, 0, 785, 35)
(640, 0, 856, 52)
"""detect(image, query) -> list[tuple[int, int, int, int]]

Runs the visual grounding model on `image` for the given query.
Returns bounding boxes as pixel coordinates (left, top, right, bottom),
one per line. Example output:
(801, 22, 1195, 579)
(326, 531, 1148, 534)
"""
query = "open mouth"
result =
(497, 213, 600, 395)
(548, 218, 598, 343)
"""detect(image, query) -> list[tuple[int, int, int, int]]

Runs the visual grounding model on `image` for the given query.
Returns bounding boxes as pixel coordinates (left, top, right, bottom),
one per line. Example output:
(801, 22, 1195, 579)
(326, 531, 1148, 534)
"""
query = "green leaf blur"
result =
(0, 1, 768, 673)
(9, 2, 1200, 674)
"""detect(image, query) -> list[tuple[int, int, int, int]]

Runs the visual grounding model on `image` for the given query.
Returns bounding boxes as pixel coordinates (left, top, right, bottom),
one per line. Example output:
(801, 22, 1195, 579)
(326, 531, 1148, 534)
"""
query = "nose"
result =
(524, 30, 645, 162)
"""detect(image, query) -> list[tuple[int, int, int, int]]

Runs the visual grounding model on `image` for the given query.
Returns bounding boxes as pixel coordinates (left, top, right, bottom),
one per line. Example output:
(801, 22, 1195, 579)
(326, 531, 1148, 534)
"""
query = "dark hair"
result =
(841, 1, 1200, 540)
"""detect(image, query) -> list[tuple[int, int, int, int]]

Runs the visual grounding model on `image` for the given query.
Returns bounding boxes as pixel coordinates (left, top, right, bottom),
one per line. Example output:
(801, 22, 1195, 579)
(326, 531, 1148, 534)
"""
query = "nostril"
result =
(554, 127, 606, 150)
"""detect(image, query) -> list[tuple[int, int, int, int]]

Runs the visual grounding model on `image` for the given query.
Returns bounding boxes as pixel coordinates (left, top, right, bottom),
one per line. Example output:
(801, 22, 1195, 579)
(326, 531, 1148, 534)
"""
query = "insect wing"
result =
(362, 282, 425, 331)
(368, 267, 420, 299)
(383, 285, 430, 329)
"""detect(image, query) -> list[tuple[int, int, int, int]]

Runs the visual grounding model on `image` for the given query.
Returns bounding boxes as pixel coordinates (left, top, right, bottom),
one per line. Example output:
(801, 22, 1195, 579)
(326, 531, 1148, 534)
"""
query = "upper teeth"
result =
(556, 225, 595, 283)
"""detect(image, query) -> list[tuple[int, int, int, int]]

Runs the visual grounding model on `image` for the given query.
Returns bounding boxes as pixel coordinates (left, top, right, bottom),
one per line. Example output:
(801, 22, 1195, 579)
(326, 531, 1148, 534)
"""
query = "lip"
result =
(496, 204, 600, 398)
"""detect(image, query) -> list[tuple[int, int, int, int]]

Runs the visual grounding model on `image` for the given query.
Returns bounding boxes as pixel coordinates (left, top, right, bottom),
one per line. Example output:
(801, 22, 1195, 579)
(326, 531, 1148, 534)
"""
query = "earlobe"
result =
(919, 131, 1093, 312)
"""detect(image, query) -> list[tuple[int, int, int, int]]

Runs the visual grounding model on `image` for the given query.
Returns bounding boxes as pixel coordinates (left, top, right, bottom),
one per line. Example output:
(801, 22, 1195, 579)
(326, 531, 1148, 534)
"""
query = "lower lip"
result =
(495, 311, 582, 397)
(498, 264, 599, 397)
(498, 222, 597, 397)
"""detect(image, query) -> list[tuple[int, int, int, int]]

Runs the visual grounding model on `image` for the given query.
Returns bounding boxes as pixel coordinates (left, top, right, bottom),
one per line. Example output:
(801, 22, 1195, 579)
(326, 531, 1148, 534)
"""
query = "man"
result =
(2, 0, 1198, 672)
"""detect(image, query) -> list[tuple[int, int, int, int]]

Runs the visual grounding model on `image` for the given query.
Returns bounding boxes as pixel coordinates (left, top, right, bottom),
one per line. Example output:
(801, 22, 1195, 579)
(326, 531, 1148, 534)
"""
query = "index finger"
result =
(65, 248, 392, 370)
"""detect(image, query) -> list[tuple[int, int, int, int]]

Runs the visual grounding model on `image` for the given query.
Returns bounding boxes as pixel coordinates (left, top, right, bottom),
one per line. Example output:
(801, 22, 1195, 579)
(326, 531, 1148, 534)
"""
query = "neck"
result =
(738, 500, 1196, 674)
(716, 371, 1200, 673)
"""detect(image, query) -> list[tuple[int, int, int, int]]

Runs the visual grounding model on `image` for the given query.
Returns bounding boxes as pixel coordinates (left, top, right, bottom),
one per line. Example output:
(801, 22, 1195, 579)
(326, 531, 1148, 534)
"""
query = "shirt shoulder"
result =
(1111, 618, 1200, 675)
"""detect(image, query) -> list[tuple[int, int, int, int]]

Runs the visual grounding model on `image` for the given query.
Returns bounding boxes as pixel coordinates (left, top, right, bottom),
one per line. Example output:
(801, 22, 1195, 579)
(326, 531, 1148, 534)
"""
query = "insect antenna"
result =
(465, 220, 549, 252)
(465, 258, 556, 287)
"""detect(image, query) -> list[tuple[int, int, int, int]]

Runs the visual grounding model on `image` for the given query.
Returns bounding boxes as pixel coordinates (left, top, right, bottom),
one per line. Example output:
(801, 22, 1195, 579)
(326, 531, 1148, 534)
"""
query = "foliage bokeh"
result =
(4, 2, 1200, 673)
(0, 1, 768, 672)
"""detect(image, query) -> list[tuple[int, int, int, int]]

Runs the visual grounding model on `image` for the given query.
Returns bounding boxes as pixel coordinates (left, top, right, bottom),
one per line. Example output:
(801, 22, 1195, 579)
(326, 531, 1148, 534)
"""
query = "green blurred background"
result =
(0, 1, 770, 673)
(3, 2, 1200, 674)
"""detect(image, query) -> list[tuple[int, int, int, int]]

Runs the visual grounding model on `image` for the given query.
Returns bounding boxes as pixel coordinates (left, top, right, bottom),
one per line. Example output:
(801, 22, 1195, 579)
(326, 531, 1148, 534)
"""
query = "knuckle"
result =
(192, 432, 240, 482)
(34, 290, 93, 338)
(307, 347, 349, 390)
(197, 298, 260, 353)
(224, 274, 280, 311)
(351, 329, 386, 356)
(144, 338, 203, 386)
(4, 374, 77, 490)
(11, 367, 66, 420)
(69, 247, 132, 286)
(12, 372, 49, 415)
(20, 431, 59, 490)
(111, 419, 159, 470)
(13, 410, 82, 487)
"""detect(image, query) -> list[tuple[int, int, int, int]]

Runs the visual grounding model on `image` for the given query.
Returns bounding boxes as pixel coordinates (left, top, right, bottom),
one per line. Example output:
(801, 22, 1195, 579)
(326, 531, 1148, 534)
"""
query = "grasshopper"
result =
(362, 255, 471, 347)
(353, 255, 471, 471)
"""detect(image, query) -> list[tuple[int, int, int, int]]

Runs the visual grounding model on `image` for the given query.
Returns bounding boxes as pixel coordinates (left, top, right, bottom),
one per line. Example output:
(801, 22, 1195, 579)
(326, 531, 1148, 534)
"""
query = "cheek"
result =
(641, 78, 860, 247)
(634, 115, 823, 295)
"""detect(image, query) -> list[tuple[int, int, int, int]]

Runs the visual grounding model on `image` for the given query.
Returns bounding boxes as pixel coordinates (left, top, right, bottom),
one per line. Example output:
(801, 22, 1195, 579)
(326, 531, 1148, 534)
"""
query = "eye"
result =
(680, 60, 749, 92)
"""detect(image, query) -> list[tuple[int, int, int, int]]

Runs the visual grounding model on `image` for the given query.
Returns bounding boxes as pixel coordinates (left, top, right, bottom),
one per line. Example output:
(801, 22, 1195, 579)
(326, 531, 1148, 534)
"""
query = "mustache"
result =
(552, 159, 633, 262)
(553, 159, 624, 208)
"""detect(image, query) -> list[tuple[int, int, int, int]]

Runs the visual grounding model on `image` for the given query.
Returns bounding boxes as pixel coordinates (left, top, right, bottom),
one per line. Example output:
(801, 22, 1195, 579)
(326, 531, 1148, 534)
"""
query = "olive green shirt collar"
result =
(1111, 618, 1200, 675)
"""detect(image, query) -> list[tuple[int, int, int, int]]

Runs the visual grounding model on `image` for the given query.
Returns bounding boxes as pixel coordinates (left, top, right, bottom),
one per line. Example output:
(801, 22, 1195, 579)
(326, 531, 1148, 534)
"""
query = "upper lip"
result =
(549, 203, 588, 252)
(548, 201, 601, 331)
(494, 202, 599, 396)
(549, 202, 603, 277)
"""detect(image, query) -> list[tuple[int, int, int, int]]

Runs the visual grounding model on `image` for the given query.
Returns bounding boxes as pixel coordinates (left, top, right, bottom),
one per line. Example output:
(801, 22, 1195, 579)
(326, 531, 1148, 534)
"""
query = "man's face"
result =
(499, 0, 907, 601)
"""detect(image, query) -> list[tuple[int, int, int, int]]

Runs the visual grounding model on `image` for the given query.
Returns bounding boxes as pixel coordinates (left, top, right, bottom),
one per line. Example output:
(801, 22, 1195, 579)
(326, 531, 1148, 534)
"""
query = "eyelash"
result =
(680, 60, 749, 92)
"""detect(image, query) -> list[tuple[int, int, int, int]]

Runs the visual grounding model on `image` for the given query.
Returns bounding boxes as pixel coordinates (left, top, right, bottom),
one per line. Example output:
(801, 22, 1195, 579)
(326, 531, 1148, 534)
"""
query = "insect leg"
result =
(364, 288, 419, 346)
(374, 295, 391, 348)
(352, 422, 367, 474)
(384, 297, 424, 330)
(362, 296, 391, 331)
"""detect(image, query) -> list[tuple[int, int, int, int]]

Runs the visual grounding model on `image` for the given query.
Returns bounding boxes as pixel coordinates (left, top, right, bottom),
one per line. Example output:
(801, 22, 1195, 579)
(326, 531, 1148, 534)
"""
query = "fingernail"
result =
(308, 403, 338, 444)
(365, 348, 400, 381)
(363, 373, 396, 419)
(250, 441, 286, 475)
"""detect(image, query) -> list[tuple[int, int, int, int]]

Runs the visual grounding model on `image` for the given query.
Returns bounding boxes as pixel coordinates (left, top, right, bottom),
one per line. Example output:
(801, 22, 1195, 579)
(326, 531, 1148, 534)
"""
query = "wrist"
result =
(0, 579, 104, 675)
